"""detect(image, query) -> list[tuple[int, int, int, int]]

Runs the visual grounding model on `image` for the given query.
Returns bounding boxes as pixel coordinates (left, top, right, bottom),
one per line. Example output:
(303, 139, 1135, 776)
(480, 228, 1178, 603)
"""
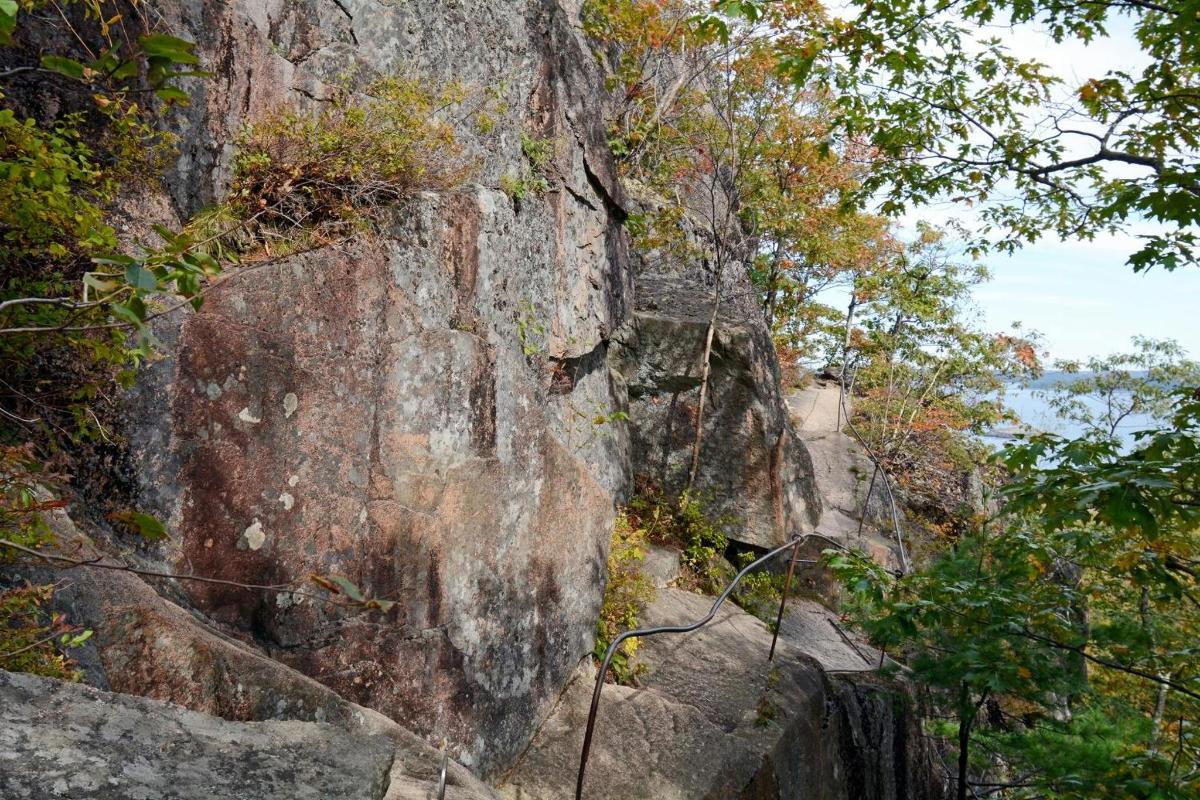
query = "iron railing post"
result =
(768, 537, 802, 661)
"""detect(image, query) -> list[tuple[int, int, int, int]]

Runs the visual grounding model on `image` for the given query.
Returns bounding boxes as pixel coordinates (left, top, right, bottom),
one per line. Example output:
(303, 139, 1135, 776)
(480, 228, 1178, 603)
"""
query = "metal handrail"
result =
(437, 738, 448, 800)
(836, 379, 911, 574)
(574, 531, 853, 800)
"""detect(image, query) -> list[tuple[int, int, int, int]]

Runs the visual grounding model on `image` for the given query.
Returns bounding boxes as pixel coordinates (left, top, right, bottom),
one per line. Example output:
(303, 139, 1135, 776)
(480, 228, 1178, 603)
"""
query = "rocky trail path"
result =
(499, 380, 921, 800)
(499, 537, 916, 800)
(786, 380, 903, 571)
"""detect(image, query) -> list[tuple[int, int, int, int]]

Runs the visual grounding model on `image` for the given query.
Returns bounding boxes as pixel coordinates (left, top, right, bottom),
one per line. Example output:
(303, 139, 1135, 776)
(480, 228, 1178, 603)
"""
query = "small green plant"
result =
(472, 81, 510, 135)
(0, 582, 91, 680)
(0, 446, 91, 679)
(0, 446, 60, 559)
(591, 408, 629, 426)
(520, 131, 553, 173)
(672, 490, 730, 588)
(229, 75, 474, 247)
(565, 401, 629, 451)
(755, 668, 782, 727)
(628, 487, 731, 592)
(731, 548, 786, 628)
(594, 510, 656, 684)
(515, 299, 546, 356)
(755, 694, 779, 727)
(499, 131, 553, 200)
(499, 171, 549, 200)
(0, 96, 181, 446)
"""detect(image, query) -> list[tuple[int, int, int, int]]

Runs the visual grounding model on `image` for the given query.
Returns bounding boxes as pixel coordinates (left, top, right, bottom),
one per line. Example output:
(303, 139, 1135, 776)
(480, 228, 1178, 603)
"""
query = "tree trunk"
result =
(956, 684, 987, 800)
(956, 714, 971, 800)
(837, 292, 858, 431)
(686, 268, 724, 492)
(856, 462, 879, 539)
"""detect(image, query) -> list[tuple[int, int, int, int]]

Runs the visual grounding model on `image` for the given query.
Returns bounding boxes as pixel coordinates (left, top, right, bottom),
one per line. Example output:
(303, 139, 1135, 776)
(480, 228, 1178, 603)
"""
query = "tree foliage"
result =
(594, 509, 657, 685)
(842, 224, 1040, 534)
(829, 394, 1200, 798)
(1, 0, 201, 448)
(1038, 337, 1200, 441)
(772, 0, 1200, 272)
(647, 1, 1200, 795)
(584, 0, 911, 384)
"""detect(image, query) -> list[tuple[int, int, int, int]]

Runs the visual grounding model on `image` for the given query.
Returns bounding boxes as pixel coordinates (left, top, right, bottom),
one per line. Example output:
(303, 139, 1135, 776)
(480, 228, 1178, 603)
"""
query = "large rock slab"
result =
(786, 381, 902, 599)
(786, 382, 889, 539)
(0, 669, 394, 800)
(0, 504, 498, 799)
(130, 208, 618, 776)
(121, 0, 633, 777)
(501, 588, 945, 800)
(611, 275, 820, 549)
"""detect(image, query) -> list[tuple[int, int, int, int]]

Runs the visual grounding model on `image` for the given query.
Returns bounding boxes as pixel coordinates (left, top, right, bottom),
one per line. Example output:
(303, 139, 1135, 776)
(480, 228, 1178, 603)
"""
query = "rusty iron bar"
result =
(575, 531, 855, 800)
(828, 617, 875, 666)
(437, 738, 448, 800)
(767, 537, 802, 661)
(835, 384, 911, 574)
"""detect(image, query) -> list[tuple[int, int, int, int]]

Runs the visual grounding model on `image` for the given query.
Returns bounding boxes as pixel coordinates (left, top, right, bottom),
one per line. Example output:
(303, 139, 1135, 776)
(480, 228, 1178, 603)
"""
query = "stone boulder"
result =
(611, 274, 820, 549)
(0, 669, 469, 800)
(0, 504, 497, 798)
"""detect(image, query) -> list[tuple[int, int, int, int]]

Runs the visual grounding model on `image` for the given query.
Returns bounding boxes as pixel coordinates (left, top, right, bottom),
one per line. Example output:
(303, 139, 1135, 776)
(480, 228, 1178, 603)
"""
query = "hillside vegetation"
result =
(1, 0, 1197, 798)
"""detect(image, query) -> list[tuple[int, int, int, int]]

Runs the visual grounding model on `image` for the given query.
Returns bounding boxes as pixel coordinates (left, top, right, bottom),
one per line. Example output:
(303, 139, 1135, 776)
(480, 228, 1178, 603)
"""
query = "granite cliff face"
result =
(121, 0, 632, 775)
(3, 0, 942, 796)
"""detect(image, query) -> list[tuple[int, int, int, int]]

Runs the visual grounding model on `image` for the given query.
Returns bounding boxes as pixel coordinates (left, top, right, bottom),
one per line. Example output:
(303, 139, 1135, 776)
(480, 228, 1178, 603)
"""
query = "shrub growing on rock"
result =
(594, 510, 656, 684)
(229, 77, 475, 249)
(0, 446, 90, 678)
(628, 487, 731, 592)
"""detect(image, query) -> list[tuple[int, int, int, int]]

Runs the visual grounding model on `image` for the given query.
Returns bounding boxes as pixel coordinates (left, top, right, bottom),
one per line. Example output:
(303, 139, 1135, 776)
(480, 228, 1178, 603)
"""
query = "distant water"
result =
(982, 377, 1158, 450)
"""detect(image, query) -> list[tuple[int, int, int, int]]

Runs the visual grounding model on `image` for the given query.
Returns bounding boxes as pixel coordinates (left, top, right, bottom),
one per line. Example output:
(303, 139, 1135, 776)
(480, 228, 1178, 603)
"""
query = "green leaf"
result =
(82, 273, 119, 292)
(110, 296, 147, 326)
(189, 251, 221, 275)
(326, 575, 365, 602)
(109, 510, 168, 541)
(138, 33, 200, 65)
(151, 224, 183, 248)
(111, 59, 139, 80)
(40, 55, 86, 80)
(124, 264, 158, 291)
(154, 86, 191, 105)
(0, 0, 18, 45)
(62, 629, 94, 647)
